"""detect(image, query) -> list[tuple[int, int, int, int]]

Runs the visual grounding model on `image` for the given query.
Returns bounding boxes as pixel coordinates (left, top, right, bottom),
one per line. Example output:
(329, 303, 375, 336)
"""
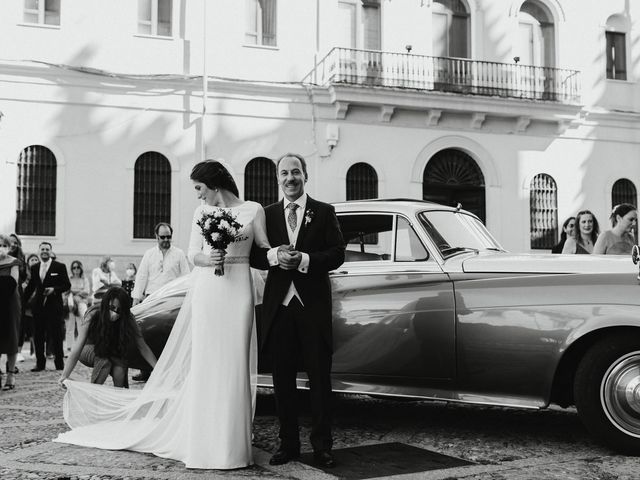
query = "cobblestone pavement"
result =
(1, 352, 639, 479)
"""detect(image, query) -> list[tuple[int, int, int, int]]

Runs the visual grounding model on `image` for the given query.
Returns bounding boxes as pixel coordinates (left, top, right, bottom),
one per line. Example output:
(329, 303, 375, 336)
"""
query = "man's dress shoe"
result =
(30, 367, 45, 372)
(314, 451, 335, 468)
(269, 449, 300, 465)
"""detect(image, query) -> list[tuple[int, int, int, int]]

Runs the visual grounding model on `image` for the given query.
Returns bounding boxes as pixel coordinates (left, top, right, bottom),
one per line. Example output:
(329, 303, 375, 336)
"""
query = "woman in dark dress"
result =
(0, 234, 22, 390)
(551, 216, 575, 254)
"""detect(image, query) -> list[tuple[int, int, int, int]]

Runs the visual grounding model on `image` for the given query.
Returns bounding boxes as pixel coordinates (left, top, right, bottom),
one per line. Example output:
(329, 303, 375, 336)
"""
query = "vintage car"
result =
(128, 199, 640, 454)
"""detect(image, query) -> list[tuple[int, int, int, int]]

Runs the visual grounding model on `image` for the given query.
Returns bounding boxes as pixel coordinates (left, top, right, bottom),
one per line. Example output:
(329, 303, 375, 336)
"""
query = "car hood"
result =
(462, 252, 637, 274)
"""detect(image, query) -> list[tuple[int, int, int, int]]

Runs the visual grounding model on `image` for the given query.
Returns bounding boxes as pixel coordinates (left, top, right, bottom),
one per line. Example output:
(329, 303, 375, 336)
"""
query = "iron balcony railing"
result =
(303, 47, 581, 103)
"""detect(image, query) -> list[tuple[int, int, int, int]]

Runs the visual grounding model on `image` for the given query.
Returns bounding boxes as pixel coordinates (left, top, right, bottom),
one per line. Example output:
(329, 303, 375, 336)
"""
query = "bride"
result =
(55, 160, 271, 470)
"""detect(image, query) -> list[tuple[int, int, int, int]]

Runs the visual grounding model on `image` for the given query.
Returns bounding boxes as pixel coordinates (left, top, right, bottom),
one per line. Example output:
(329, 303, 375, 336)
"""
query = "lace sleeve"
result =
(188, 206, 204, 264)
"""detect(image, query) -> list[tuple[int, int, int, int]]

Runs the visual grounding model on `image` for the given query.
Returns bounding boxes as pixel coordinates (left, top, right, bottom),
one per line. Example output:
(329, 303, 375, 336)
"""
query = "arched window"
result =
(134, 152, 171, 239)
(15, 145, 57, 236)
(346, 162, 378, 200)
(529, 173, 558, 249)
(612, 178, 637, 208)
(423, 149, 485, 222)
(605, 14, 628, 80)
(517, 1, 555, 68)
(432, 0, 470, 58)
(245, 157, 277, 206)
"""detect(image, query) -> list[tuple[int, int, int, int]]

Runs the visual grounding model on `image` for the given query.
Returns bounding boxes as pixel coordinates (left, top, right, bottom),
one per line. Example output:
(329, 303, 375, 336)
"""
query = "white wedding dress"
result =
(55, 201, 270, 470)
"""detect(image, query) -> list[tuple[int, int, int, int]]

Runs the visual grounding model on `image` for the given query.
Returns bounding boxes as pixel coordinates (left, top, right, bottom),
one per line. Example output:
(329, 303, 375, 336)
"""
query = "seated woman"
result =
(58, 287, 157, 388)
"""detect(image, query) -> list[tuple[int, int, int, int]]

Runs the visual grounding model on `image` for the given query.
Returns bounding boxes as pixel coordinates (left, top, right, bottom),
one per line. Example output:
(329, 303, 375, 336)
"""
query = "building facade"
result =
(1, 0, 639, 271)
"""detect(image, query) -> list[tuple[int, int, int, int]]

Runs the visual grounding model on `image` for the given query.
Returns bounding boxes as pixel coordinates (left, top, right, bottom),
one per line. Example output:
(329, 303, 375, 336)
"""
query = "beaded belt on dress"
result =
(223, 255, 249, 264)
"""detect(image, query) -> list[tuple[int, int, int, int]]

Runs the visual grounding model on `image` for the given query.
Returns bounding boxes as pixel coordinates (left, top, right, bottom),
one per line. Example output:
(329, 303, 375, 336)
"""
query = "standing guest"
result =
(551, 217, 575, 254)
(251, 153, 345, 468)
(63, 261, 90, 354)
(593, 203, 638, 255)
(562, 210, 600, 254)
(23, 242, 71, 372)
(131, 223, 190, 306)
(21, 253, 40, 357)
(0, 234, 22, 390)
(7, 234, 26, 369)
(91, 257, 121, 304)
(121, 263, 137, 303)
(58, 287, 157, 388)
(130, 223, 190, 382)
(8, 234, 27, 286)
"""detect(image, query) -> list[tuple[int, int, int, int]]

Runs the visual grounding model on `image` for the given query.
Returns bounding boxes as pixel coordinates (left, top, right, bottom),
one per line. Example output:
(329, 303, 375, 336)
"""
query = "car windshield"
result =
(418, 210, 504, 258)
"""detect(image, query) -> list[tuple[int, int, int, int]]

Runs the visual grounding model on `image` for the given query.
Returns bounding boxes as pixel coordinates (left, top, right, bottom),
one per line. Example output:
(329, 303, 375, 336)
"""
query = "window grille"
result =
(23, 0, 60, 26)
(245, 0, 277, 46)
(245, 157, 277, 206)
(15, 145, 57, 236)
(134, 152, 171, 239)
(529, 173, 558, 249)
(346, 162, 378, 200)
(138, 0, 172, 36)
(423, 148, 485, 222)
(612, 178, 637, 207)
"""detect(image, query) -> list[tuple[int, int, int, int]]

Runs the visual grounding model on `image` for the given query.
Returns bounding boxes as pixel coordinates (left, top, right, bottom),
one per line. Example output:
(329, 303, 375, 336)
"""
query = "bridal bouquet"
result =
(197, 209, 247, 276)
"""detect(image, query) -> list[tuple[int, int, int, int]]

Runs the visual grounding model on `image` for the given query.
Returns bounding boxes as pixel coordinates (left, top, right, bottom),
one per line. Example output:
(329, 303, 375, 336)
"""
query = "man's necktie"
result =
(287, 203, 299, 232)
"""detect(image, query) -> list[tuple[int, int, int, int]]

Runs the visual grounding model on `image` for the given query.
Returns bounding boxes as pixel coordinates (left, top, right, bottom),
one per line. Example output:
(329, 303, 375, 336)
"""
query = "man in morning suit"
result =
(251, 153, 345, 468)
(24, 241, 71, 371)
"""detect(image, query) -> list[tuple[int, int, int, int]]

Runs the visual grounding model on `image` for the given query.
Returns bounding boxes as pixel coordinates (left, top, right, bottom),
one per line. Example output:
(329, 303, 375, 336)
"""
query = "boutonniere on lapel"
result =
(304, 209, 315, 226)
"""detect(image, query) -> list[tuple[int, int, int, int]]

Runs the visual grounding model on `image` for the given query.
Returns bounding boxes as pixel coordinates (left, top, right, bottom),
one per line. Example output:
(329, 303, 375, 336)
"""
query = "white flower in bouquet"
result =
(197, 209, 247, 276)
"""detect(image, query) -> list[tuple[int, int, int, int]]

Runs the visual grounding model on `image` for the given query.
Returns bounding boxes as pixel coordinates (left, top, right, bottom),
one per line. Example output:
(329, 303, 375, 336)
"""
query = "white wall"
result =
(2, 0, 640, 262)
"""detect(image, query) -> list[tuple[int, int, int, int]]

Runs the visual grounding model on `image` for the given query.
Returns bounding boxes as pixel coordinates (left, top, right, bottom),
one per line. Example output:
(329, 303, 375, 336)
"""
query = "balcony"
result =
(303, 47, 581, 104)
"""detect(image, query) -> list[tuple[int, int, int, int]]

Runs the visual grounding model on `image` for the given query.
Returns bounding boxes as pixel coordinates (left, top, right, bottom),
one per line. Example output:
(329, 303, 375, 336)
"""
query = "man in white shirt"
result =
(131, 223, 190, 305)
(131, 222, 190, 381)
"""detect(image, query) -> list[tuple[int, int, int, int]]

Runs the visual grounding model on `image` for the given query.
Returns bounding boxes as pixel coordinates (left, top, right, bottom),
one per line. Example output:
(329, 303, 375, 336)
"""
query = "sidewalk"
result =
(0, 351, 332, 480)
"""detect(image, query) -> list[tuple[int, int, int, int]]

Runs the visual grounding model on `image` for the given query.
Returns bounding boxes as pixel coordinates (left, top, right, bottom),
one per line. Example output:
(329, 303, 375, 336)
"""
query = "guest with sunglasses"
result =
(130, 222, 189, 382)
(63, 260, 90, 354)
(562, 209, 600, 254)
(131, 223, 190, 306)
(58, 287, 157, 388)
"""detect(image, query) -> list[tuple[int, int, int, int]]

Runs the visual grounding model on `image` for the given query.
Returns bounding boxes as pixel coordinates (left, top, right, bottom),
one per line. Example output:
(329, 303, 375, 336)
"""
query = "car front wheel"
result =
(574, 333, 640, 454)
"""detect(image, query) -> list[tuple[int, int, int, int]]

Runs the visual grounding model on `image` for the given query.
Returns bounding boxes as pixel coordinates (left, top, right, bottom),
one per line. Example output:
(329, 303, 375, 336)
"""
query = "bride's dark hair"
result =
(190, 160, 239, 197)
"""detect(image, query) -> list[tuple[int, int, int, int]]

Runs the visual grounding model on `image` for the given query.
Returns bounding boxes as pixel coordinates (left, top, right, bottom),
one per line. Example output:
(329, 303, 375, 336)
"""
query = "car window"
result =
(395, 216, 429, 262)
(418, 210, 503, 257)
(338, 214, 393, 262)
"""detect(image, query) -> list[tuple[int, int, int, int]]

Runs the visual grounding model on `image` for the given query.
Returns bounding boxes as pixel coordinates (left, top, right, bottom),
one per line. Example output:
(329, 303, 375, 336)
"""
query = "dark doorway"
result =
(422, 148, 485, 222)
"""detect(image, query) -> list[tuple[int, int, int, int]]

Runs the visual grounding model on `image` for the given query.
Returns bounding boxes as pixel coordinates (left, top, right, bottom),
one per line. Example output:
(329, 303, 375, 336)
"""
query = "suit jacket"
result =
(24, 260, 71, 319)
(251, 196, 345, 350)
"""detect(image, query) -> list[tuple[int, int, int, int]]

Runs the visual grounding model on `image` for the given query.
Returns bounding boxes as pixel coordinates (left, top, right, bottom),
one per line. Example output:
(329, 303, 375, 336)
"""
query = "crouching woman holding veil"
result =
(55, 160, 271, 470)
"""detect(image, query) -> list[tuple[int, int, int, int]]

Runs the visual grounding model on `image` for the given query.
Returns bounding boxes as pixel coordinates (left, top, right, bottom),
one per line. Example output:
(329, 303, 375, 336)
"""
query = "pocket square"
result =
(50, 273, 59, 276)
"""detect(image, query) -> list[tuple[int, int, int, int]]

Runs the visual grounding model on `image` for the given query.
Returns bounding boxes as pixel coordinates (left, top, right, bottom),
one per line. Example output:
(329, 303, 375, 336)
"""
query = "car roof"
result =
(332, 198, 474, 217)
